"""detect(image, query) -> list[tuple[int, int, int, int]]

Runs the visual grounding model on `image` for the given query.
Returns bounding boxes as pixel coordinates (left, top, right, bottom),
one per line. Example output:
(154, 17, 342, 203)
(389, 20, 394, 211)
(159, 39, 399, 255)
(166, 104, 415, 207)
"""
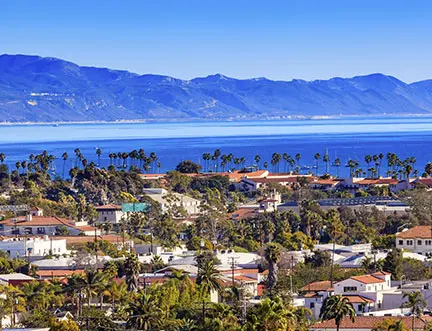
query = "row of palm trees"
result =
(199, 149, 430, 179)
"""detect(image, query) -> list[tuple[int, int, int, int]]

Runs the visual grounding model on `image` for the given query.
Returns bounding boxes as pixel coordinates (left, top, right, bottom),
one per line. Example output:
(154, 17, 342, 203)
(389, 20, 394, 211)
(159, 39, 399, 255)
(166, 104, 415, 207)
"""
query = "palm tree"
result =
(264, 242, 281, 296)
(320, 295, 356, 331)
(254, 154, 261, 169)
(323, 151, 330, 174)
(96, 148, 102, 166)
(263, 161, 268, 169)
(387, 320, 405, 331)
(245, 297, 296, 331)
(213, 149, 221, 172)
(82, 269, 107, 307)
(334, 158, 341, 177)
(127, 292, 163, 330)
(197, 260, 222, 297)
(124, 254, 141, 292)
(402, 291, 426, 331)
(314, 153, 321, 175)
(295, 153, 301, 167)
(0, 153, 5, 163)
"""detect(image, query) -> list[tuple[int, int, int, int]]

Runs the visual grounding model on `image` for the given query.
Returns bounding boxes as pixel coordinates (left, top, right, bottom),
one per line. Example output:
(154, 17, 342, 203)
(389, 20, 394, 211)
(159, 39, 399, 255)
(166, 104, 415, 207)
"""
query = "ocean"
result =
(0, 116, 431, 177)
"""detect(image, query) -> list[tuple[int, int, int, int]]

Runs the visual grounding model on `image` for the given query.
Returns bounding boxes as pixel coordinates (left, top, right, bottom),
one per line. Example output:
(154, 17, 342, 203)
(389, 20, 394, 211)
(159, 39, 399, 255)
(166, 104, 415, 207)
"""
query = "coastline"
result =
(0, 113, 431, 127)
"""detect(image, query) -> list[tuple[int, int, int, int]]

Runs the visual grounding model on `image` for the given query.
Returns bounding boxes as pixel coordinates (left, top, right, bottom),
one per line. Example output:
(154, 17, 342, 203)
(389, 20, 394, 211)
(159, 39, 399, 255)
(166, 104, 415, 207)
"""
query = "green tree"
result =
(383, 249, 403, 280)
(245, 297, 296, 331)
(124, 254, 141, 292)
(175, 160, 202, 173)
(320, 295, 356, 331)
(264, 242, 282, 296)
(402, 291, 426, 331)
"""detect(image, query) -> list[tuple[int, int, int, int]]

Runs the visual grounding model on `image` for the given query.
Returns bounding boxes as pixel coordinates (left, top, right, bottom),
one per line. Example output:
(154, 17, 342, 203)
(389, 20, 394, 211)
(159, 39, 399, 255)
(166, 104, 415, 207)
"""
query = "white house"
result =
(95, 204, 125, 224)
(334, 272, 392, 310)
(396, 226, 432, 255)
(0, 210, 100, 237)
(144, 188, 201, 215)
(0, 236, 67, 259)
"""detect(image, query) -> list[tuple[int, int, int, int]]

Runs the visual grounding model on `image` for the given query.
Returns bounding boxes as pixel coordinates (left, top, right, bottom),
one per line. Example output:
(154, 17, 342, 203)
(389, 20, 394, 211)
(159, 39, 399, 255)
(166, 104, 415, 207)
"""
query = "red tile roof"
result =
(350, 275, 385, 284)
(300, 280, 333, 292)
(36, 269, 86, 278)
(230, 208, 257, 221)
(95, 204, 121, 211)
(357, 178, 399, 185)
(310, 316, 432, 330)
(397, 226, 432, 239)
(0, 216, 78, 228)
(342, 295, 374, 304)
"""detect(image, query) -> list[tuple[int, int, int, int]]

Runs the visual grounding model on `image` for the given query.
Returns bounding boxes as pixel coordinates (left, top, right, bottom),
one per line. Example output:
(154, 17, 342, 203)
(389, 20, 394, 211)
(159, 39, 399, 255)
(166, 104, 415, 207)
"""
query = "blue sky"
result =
(2, 0, 431, 82)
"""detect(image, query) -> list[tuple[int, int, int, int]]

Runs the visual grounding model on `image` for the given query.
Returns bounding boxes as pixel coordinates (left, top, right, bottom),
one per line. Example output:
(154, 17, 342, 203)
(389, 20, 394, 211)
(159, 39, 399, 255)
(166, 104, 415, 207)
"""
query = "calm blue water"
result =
(0, 117, 431, 177)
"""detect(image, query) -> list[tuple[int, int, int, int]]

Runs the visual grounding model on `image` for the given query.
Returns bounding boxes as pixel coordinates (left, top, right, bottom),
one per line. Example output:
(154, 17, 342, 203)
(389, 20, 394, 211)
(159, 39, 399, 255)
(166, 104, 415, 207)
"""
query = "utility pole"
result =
(229, 256, 238, 287)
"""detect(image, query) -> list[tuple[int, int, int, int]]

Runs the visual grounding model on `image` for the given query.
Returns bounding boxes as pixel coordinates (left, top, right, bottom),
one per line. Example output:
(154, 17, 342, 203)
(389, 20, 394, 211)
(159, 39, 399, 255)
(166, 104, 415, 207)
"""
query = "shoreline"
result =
(0, 113, 431, 126)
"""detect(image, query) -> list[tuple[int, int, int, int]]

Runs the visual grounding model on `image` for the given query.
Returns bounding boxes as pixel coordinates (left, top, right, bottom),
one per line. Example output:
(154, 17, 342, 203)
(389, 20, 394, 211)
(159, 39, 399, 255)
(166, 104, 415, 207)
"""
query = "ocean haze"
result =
(2, 54, 432, 122)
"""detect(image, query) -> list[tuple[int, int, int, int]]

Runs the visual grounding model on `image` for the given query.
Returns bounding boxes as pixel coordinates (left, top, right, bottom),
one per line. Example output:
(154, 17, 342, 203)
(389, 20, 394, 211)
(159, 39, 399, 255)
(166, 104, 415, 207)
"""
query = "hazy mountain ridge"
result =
(1, 54, 432, 122)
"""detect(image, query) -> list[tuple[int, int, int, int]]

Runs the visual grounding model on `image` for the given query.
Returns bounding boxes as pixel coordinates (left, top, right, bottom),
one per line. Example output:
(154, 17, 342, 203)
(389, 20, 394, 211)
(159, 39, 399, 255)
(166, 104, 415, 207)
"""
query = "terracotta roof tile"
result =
(95, 204, 121, 210)
(350, 275, 385, 284)
(36, 269, 86, 278)
(397, 226, 432, 239)
(300, 280, 333, 292)
(342, 295, 374, 304)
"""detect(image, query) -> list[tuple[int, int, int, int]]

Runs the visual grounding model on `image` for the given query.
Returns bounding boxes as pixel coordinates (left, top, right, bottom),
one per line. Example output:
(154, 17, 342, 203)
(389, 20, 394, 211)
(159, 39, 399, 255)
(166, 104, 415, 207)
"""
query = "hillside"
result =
(1, 54, 432, 122)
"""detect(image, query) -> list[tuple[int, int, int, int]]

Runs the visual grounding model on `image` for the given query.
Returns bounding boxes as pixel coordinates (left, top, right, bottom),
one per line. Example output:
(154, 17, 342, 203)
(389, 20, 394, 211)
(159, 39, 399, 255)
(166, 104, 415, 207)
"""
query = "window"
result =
(310, 302, 315, 309)
(426, 240, 432, 246)
(407, 240, 413, 246)
(343, 286, 357, 292)
(399, 240, 403, 245)
(418, 240, 422, 245)
(358, 305, 363, 312)
(37, 227, 45, 234)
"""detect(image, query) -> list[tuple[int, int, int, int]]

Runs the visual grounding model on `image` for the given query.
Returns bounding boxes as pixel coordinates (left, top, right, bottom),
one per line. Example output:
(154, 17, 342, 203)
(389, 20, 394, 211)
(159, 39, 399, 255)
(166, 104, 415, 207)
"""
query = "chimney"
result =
(26, 214, 32, 222)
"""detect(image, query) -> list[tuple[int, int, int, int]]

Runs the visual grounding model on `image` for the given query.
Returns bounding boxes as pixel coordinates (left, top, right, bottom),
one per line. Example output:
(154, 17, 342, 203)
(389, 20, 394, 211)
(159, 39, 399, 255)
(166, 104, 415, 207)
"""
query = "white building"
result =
(396, 226, 432, 255)
(144, 188, 201, 215)
(0, 236, 67, 259)
(95, 204, 125, 224)
(0, 210, 100, 237)
(334, 272, 392, 310)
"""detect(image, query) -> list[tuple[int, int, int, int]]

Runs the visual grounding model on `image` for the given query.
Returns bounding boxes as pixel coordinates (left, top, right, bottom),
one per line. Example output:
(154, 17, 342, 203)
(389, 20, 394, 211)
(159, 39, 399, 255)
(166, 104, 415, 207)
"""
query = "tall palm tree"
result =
(0, 153, 5, 163)
(264, 242, 281, 296)
(197, 260, 222, 297)
(323, 152, 330, 174)
(96, 148, 102, 166)
(320, 295, 356, 331)
(402, 291, 426, 331)
(127, 292, 163, 331)
(295, 153, 301, 167)
(124, 254, 141, 292)
(245, 297, 296, 331)
(213, 149, 221, 172)
(82, 269, 107, 307)
(254, 154, 261, 169)
(334, 158, 341, 177)
(314, 153, 321, 175)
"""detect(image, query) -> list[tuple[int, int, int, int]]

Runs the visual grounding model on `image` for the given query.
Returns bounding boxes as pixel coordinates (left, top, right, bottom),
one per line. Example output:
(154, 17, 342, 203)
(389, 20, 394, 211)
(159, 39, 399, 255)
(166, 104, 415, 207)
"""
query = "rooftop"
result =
(300, 280, 333, 292)
(310, 316, 432, 330)
(397, 226, 432, 239)
(350, 275, 385, 284)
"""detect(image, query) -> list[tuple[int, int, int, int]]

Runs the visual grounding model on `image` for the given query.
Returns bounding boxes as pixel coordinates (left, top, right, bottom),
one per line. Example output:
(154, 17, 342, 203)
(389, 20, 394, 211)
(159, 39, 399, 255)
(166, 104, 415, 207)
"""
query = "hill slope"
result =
(1, 54, 432, 122)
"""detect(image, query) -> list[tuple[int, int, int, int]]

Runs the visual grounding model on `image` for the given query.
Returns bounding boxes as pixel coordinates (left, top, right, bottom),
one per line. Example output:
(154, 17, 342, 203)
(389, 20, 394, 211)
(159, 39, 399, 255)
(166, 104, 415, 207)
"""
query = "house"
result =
(144, 188, 201, 215)
(0, 210, 100, 237)
(299, 280, 334, 318)
(0, 273, 35, 286)
(310, 177, 343, 191)
(396, 226, 432, 255)
(0, 236, 67, 259)
(333, 272, 392, 309)
(95, 204, 124, 224)
(310, 316, 432, 331)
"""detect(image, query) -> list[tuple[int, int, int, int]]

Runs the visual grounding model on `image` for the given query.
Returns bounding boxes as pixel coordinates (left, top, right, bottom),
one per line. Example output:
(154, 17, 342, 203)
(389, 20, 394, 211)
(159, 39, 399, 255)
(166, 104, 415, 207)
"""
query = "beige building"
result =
(144, 188, 201, 215)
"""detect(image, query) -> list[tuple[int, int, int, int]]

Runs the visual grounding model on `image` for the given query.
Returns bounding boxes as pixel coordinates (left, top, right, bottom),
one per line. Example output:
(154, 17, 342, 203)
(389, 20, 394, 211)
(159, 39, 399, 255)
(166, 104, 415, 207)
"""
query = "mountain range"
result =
(1, 54, 432, 122)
